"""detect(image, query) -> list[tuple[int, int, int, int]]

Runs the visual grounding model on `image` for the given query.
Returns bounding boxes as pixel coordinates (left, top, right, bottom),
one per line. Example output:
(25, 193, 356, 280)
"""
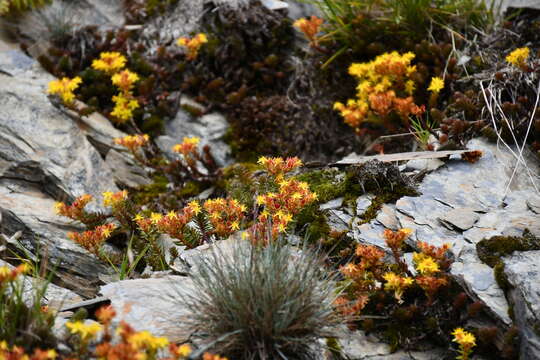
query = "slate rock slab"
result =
(503, 250, 540, 360)
(0, 66, 117, 297)
(100, 276, 195, 343)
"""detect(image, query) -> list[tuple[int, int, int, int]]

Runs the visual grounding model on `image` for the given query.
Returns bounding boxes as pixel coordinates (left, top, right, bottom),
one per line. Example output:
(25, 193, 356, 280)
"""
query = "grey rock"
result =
(346, 138, 539, 327)
(105, 149, 152, 188)
(175, 234, 245, 274)
(100, 276, 195, 342)
(504, 250, 540, 359)
(69, 107, 127, 157)
(141, 0, 249, 47)
(261, 0, 288, 11)
(405, 158, 445, 172)
(527, 196, 540, 214)
(327, 209, 353, 232)
(349, 221, 390, 250)
(451, 251, 512, 325)
(0, 69, 119, 203)
(375, 204, 399, 230)
(320, 197, 344, 211)
(0, 67, 117, 297)
(438, 207, 480, 231)
(0, 50, 35, 76)
(356, 194, 373, 214)
(338, 328, 447, 360)
(157, 111, 232, 167)
(285, 0, 321, 19)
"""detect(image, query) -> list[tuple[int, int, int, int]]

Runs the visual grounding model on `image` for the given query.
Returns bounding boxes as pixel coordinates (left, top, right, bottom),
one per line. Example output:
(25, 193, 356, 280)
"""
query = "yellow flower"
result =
(65, 321, 102, 341)
(112, 69, 140, 93)
(506, 47, 530, 67)
(47, 76, 82, 104)
(111, 93, 139, 122)
(103, 190, 128, 207)
(187, 200, 201, 215)
(92, 52, 126, 73)
(454, 328, 476, 345)
(114, 134, 149, 151)
(172, 344, 192, 357)
(128, 330, 169, 350)
(427, 76, 444, 93)
(415, 256, 440, 275)
(293, 16, 323, 45)
(172, 137, 201, 155)
(383, 272, 414, 302)
(230, 221, 240, 231)
(176, 33, 208, 60)
(405, 80, 416, 95)
(150, 212, 163, 223)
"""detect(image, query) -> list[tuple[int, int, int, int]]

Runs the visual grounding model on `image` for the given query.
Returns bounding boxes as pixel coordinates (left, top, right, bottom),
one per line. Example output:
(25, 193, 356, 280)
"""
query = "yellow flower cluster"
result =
(258, 156, 302, 179)
(66, 320, 103, 341)
(111, 94, 140, 122)
(47, 76, 82, 105)
(91, 51, 140, 123)
(452, 328, 476, 360)
(506, 47, 530, 67)
(0, 263, 30, 284)
(103, 190, 128, 208)
(135, 201, 201, 242)
(67, 223, 117, 256)
(382, 272, 414, 303)
(203, 198, 247, 237)
(427, 76, 444, 93)
(127, 330, 169, 351)
(0, 342, 57, 360)
(111, 69, 140, 93)
(91, 52, 127, 74)
(334, 52, 425, 132)
(413, 253, 440, 275)
(54, 194, 93, 220)
(293, 16, 323, 45)
(172, 137, 201, 156)
(177, 33, 208, 60)
(114, 134, 150, 152)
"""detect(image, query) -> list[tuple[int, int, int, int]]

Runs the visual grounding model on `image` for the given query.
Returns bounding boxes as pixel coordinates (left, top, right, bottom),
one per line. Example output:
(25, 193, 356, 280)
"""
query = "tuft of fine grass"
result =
(180, 239, 343, 360)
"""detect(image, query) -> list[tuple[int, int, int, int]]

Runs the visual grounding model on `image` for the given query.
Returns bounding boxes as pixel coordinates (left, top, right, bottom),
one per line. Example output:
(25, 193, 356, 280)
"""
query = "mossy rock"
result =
(476, 229, 540, 268)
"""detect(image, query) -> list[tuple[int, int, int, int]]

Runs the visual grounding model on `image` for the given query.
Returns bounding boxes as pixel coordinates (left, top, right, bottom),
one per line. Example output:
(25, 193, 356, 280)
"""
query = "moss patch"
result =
(476, 229, 540, 267)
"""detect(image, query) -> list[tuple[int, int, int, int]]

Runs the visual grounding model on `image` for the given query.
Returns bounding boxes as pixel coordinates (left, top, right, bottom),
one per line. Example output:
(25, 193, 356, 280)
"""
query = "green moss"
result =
(493, 262, 512, 293)
(297, 168, 362, 205)
(297, 207, 331, 241)
(476, 229, 540, 267)
(326, 337, 342, 358)
(223, 128, 261, 163)
(132, 174, 168, 207)
(218, 162, 263, 206)
(139, 115, 164, 135)
(357, 186, 415, 225)
(178, 181, 204, 198)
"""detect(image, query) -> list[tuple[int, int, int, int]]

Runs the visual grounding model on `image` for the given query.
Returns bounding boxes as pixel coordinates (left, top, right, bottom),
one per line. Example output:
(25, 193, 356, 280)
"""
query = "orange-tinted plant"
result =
(67, 223, 117, 257)
(334, 52, 425, 133)
(54, 194, 101, 225)
(203, 198, 247, 237)
(293, 16, 324, 46)
(176, 33, 208, 60)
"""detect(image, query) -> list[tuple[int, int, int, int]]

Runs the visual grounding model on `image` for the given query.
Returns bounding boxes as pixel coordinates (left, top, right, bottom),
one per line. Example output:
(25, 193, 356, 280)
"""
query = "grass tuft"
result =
(180, 239, 343, 360)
